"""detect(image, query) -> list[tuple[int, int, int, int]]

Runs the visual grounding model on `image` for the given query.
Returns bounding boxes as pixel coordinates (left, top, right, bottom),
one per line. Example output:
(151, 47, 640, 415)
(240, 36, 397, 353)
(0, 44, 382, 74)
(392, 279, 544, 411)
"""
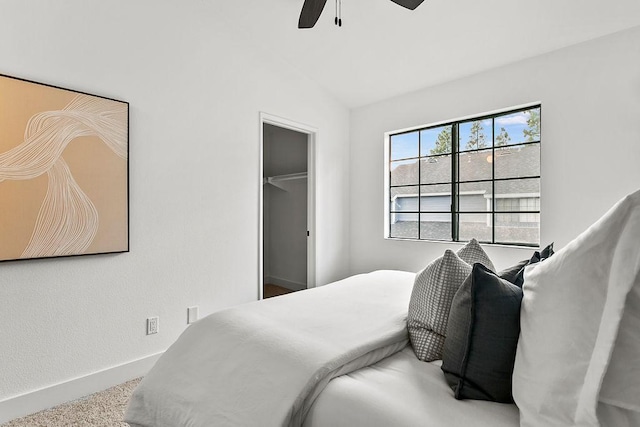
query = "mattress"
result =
(303, 346, 520, 427)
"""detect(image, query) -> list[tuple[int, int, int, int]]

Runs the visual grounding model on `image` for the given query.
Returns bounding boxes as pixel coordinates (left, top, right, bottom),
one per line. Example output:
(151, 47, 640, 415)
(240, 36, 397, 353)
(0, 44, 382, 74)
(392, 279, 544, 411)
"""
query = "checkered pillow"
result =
(408, 239, 494, 361)
(457, 238, 495, 271)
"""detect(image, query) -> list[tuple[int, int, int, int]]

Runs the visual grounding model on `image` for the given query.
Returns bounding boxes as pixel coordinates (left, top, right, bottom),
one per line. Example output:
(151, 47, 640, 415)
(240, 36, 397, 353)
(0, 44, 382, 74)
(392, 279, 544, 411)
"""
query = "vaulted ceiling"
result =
(218, 0, 640, 108)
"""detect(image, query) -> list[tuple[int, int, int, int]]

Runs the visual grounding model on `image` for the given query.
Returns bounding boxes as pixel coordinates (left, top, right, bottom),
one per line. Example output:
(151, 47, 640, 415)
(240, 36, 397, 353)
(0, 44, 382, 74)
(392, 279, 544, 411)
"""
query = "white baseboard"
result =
(265, 275, 307, 291)
(0, 351, 163, 424)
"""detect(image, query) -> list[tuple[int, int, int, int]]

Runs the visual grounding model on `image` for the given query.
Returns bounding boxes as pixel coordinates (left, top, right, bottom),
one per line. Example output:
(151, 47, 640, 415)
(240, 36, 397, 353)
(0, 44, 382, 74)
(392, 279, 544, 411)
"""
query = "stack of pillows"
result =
(407, 238, 554, 403)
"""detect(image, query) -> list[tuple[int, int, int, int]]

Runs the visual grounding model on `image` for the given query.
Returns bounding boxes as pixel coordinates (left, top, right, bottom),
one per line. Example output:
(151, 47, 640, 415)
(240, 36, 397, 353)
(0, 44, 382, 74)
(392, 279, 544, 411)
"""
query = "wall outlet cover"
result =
(147, 317, 159, 335)
(187, 306, 199, 324)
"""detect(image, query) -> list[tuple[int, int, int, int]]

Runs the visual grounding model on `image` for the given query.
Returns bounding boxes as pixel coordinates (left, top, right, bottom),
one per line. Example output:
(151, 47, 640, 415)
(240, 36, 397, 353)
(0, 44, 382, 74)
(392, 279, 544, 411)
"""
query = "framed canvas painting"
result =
(0, 74, 129, 262)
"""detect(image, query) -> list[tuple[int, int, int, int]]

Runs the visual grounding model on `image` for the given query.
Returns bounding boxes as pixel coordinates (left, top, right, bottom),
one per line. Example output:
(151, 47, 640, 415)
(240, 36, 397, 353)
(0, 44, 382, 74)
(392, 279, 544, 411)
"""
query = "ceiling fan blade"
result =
(389, 0, 425, 10)
(298, 0, 328, 28)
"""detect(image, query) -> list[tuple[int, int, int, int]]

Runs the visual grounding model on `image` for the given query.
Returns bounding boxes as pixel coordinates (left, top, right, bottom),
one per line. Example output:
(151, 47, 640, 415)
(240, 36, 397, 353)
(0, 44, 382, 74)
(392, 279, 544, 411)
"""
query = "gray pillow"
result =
(498, 242, 555, 288)
(498, 259, 529, 285)
(457, 238, 496, 271)
(408, 239, 494, 361)
(441, 263, 523, 403)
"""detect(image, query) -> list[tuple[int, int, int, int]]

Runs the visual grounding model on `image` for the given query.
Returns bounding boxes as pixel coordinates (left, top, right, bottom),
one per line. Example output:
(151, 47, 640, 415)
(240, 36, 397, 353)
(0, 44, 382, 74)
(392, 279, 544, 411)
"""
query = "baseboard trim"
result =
(0, 351, 163, 424)
(265, 275, 307, 291)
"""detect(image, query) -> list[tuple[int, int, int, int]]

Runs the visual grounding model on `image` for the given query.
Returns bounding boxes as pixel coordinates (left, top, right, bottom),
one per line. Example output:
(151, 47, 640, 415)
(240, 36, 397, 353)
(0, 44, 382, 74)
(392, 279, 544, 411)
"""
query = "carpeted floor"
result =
(2, 378, 141, 427)
(4, 287, 295, 426)
(5, 287, 294, 426)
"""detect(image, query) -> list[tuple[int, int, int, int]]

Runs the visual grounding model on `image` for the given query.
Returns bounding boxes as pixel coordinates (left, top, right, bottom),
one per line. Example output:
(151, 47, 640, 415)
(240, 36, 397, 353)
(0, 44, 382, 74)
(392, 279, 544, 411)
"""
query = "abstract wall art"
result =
(0, 74, 128, 262)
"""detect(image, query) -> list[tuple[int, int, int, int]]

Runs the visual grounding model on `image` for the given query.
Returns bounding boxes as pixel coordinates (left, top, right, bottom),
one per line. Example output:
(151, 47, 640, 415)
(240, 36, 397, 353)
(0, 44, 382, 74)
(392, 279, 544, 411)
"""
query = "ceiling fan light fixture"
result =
(389, 0, 425, 10)
(298, 0, 424, 29)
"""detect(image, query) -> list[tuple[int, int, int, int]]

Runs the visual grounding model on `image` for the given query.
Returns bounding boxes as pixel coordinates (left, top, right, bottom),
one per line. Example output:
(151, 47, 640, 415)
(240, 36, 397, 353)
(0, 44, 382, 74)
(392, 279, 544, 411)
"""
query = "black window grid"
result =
(388, 106, 541, 246)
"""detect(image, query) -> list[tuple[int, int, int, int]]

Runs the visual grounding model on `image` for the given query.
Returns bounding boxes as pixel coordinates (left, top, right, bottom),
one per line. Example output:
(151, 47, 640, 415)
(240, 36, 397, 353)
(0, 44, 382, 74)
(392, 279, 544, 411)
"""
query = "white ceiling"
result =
(219, 0, 640, 108)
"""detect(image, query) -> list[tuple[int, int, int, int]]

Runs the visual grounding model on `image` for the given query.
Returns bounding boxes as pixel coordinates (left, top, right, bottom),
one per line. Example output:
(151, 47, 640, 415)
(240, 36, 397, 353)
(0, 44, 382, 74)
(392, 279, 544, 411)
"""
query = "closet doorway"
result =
(259, 113, 316, 300)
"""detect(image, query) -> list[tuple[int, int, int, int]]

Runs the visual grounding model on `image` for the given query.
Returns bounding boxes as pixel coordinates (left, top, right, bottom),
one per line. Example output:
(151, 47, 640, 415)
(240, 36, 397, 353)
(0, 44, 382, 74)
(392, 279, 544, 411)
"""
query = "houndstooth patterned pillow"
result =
(458, 238, 495, 271)
(408, 239, 494, 361)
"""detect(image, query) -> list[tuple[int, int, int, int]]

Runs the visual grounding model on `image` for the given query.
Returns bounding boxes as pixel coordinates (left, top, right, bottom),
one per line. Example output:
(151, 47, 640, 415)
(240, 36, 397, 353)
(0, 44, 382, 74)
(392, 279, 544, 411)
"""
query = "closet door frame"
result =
(258, 112, 316, 300)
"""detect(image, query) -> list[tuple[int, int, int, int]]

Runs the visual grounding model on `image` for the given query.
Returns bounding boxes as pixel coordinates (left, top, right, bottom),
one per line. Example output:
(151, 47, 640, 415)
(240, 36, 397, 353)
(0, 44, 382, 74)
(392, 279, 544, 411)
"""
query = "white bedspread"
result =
(304, 347, 520, 427)
(125, 270, 415, 427)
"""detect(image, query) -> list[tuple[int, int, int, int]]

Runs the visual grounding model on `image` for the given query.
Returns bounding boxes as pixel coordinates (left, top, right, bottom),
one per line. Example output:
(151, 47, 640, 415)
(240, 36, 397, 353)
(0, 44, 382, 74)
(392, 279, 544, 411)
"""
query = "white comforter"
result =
(125, 270, 415, 427)
(304, 347, 519, 427)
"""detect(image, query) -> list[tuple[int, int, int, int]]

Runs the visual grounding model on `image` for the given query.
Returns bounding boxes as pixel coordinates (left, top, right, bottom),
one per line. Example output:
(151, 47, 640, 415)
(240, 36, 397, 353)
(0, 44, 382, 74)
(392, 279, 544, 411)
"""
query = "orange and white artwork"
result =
(0, 75, 128, 261)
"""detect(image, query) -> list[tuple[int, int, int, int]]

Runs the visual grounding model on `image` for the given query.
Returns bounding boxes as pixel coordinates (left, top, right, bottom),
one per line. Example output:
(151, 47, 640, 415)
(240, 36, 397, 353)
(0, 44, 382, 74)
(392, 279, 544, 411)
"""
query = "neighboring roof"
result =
(390, 144, 540, 196)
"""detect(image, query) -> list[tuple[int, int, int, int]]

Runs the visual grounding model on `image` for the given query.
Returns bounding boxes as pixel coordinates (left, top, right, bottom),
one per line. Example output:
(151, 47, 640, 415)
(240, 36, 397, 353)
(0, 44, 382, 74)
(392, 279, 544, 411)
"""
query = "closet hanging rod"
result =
(264, 172, 308, 185)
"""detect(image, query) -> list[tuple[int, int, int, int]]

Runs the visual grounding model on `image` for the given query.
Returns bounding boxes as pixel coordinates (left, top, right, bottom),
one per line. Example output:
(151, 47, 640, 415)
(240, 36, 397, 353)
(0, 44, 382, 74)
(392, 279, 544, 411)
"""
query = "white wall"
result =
(0, 0, 350, 418)
(349, 26, 640, 274)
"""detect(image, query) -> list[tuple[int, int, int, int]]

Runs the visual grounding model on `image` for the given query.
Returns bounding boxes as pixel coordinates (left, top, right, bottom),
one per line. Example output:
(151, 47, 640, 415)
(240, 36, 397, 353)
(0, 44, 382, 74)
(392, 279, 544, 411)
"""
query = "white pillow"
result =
(599, 280, 640, 414)
(513, 190, 640, 426)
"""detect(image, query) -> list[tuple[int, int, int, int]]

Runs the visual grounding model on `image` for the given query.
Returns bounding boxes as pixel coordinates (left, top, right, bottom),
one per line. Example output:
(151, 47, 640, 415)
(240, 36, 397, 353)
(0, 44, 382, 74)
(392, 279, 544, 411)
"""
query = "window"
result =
(386, 106, 541, 246)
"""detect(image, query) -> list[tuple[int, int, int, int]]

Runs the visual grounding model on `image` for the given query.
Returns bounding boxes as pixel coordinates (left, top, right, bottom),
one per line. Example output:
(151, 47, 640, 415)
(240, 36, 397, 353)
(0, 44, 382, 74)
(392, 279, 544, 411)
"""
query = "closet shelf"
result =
(263, 172, 307, 189)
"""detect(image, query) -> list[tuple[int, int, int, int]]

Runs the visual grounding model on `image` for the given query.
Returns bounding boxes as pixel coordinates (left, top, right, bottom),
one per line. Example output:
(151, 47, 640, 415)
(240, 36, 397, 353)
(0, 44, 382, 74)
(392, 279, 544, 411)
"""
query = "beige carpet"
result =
(5, 286, 291, 426)
(2, 378, 141, 427)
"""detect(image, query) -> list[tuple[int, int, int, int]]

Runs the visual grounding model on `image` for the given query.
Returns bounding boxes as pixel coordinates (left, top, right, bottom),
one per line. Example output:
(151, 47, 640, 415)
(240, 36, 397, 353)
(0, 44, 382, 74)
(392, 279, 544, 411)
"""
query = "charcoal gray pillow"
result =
(499, 242, 555, 287)
(408, 239, 494, 361)
(540, 242, 555, 259)
(498, 259, 529, 285)
(441, 263, 523, 403)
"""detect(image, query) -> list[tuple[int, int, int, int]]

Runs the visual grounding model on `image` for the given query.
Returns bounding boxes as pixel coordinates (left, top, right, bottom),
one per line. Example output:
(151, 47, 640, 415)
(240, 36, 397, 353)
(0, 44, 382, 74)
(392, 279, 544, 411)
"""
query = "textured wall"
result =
(0, 0, 350, 404)
(349, 27, 640, 274)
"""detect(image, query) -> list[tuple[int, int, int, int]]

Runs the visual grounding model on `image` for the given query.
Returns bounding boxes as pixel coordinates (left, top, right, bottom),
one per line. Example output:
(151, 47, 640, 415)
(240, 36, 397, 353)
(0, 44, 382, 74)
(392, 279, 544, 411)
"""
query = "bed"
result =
(125, 190, 640, 427)
(303, 347, 519, 427)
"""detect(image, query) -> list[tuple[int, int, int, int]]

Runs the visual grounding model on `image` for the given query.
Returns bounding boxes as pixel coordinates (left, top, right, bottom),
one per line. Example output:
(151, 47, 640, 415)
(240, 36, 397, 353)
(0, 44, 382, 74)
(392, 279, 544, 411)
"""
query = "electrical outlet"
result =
(187, 306, 199, 324)
(147, 317, 159, 335)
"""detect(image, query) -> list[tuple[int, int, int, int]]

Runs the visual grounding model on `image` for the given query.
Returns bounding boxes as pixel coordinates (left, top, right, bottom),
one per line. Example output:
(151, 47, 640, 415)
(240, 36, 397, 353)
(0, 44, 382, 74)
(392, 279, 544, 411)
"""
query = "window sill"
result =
(383, 236, 539, 250)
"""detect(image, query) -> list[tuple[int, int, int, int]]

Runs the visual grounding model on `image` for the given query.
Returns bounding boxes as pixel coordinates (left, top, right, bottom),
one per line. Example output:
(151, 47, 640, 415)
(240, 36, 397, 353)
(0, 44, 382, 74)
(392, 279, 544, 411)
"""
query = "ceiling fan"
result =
(298, 0, 425, 29)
